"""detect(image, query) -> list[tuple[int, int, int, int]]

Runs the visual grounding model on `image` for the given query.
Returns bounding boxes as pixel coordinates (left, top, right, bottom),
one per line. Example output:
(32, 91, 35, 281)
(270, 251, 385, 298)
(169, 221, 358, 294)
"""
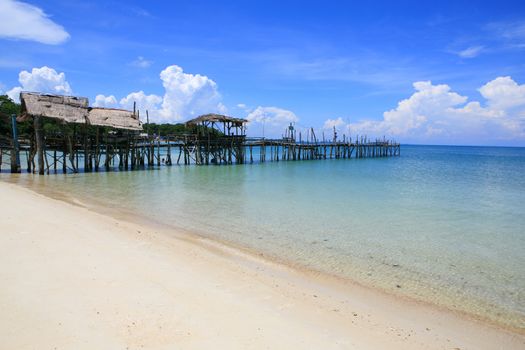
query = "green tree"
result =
(0, 95, 21, 136)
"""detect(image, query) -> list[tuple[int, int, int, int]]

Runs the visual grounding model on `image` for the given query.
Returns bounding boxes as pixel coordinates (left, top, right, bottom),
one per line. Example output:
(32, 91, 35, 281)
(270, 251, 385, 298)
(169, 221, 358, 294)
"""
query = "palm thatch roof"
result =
(186, 113, 247, 126)
(20, 92, 142, 131)
(87, 108, 141, 130)
(20, 92, 88, 123)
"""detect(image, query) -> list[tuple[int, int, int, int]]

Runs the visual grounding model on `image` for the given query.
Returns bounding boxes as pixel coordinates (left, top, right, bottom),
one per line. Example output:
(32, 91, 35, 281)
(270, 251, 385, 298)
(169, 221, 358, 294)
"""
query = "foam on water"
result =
(4, 145, 525, 328)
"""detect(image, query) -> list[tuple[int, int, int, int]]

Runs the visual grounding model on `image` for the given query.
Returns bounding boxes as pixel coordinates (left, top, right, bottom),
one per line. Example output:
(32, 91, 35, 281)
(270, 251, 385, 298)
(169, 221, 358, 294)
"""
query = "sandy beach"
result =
(0, 180, 523, 349)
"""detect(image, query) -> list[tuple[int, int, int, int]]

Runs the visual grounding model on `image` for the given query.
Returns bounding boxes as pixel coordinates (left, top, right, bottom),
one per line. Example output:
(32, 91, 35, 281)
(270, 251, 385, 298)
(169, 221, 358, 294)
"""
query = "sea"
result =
(3, 144, 525, 329)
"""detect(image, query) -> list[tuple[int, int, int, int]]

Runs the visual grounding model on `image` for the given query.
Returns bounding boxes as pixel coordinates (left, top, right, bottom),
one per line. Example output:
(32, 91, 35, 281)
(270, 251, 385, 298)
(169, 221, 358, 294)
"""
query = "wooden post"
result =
(125, 132, 130, 170)
(157, 135, 161, 166)
(177, 145, 182, 165)
(104, 131, 110, 170)
(34, 115, 44, 175)
(10, 114, 21, 173)
(167, 136, 172, 165)
(63, 136, 67, 173)
(82, 124, 88, 171)
(95, 127, 100, 171)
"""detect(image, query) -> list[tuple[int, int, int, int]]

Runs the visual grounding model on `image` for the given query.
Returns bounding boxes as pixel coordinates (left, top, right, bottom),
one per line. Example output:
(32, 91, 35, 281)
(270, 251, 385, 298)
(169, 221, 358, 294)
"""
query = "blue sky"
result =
(0, 0, 524, 145)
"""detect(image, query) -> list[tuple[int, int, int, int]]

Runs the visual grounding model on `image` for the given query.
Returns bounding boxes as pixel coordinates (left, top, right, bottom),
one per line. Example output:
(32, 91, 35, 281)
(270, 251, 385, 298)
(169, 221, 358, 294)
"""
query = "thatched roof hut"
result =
(186, 113, 247, 127)
(20, 92, 88, 123)
(19, 92, 142, 131)
(87, 107, 141, 130)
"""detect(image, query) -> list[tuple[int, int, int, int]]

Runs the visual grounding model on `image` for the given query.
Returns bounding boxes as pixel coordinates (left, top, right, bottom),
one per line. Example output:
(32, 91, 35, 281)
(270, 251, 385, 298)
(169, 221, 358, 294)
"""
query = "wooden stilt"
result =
(34, 115, 44, 175)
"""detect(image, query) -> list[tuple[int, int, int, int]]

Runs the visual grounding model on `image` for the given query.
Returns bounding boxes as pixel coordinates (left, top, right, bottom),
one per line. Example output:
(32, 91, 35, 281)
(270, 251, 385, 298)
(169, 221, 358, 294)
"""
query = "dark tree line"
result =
(144, 123, 224, 137)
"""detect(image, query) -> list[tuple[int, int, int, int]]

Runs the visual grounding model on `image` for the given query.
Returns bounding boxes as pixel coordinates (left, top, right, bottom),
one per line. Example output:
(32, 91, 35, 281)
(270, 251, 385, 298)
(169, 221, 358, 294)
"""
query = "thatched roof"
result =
(87, 108, 141, 130)
(20, 92, 88, 123)
(186, 113, 247, 126)
(20, 92, 142, 131)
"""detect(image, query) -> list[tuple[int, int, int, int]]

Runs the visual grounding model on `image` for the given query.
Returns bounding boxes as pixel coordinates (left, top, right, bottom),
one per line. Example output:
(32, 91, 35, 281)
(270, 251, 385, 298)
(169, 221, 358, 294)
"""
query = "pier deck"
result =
(0, 92, 400, 174)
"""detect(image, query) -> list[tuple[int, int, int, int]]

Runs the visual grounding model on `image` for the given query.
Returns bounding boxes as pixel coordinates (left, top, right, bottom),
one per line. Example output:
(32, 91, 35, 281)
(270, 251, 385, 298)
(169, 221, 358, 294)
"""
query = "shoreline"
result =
(5, 174, 524, 333)
(88, 202, 525, 335)
(1, 180, 524, 349)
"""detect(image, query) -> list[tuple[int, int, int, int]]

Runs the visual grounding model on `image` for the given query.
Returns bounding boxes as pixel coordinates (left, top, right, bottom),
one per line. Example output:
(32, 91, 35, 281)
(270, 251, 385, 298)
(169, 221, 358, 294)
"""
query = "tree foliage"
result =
(144, 123, 224, 137)
(0, 95, 21, 136)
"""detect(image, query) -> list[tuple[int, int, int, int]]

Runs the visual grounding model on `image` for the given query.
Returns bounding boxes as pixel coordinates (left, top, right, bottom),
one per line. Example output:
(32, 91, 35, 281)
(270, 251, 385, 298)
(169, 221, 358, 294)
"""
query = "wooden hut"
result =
(87, 107, 141, 130)
(20, 92, 141, 130)
(185, 113, 247, 135)
(19, 92, 142, 174)
(20, 93, 88, 123)
(183, 114, 247, 164)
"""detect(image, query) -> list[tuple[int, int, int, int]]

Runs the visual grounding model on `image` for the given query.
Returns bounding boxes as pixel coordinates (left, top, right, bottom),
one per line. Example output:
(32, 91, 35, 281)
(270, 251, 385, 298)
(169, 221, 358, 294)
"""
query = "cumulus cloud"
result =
(0, 0, 69, 45)
(246, 106, 299, 137)
(330, 77, 525, 145)
(119, 91, 162, 117)
(92, 65, 226, 123)
(458, 45, 484, 58)
(158, 65, 225, 121)
(93, 94, 118, 108)
(7, 66, 72, 102)
(130, 56, 152, 68)
(478, 76, 525, 109)
(247, 106, 298, 125)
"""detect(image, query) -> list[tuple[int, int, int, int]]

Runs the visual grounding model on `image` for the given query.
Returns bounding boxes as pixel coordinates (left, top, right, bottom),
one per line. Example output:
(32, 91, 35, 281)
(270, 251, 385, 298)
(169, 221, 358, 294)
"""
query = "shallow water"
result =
(3, 145, 525, 329)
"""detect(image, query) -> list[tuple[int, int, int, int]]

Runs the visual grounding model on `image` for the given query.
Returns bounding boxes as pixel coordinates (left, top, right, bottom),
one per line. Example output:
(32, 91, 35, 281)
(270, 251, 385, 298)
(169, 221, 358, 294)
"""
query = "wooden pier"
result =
(0, 92, 400, 174)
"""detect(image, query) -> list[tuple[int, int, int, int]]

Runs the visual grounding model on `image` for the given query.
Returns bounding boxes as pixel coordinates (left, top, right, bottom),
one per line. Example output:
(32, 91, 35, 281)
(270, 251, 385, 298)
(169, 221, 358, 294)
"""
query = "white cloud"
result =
(157, 65, 225, 121)
(7, 66, 72, 102)
(130, 56, 152, 68)
(7, 87, 23, 102)
(458, 45, 484, 58)
(478, 76, 525, 109)
(119, 91, 162, 119)
(247, 106, 298, 125)
(237, 103, 247, 109)
(93, 94, 118, 108)
(90, 65, 226, 123)
(332, 77, 525, 145)
(0, 0, 69, 45)
(246, 106, 299, 137)
(323, 117, 345, 130)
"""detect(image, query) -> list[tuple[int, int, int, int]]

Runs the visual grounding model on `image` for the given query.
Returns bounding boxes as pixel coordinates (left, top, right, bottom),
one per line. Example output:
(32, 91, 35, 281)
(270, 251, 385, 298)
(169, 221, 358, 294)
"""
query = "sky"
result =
(0, 0, 524, 145)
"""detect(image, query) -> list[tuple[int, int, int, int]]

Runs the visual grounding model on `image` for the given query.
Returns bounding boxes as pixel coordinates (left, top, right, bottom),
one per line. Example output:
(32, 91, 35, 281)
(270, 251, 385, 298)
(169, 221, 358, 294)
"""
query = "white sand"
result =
(0, 181, 523, 349)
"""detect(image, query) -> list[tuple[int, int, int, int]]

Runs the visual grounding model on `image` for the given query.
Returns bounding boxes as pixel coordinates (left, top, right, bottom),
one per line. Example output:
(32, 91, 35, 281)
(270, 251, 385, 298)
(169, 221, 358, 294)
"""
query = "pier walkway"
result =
(0, 92, 400, 174)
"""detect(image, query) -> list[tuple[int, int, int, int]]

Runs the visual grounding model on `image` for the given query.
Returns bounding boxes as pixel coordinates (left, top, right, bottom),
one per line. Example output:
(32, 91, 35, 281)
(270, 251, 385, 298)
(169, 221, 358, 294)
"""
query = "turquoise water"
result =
(3, 145, 525, 328)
